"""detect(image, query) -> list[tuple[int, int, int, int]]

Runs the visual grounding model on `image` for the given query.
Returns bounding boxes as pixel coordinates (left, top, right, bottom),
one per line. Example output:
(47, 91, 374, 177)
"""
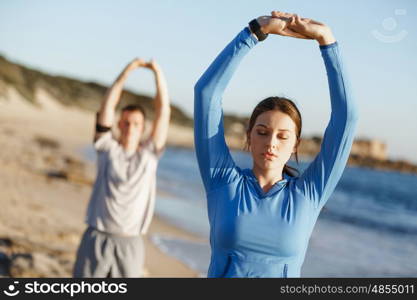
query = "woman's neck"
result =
(252, 165, 284, 193)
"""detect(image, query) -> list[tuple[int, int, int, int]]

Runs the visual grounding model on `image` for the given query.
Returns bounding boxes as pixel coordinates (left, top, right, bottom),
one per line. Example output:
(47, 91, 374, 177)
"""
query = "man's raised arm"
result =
(95, 58, 147, 141)
(146, 60, 171, 153)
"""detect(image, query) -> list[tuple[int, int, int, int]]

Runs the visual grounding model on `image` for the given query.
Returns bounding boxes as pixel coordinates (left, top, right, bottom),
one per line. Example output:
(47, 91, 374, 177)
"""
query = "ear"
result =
(292, 138, 300, 154)
(117, 118, 123, 130)
(246, 131, 251, 149)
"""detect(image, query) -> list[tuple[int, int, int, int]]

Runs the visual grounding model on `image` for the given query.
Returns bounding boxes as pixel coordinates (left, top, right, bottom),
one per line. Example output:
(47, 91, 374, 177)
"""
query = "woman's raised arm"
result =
(194, 27, 258, 193)
(288, 15, 359, 209)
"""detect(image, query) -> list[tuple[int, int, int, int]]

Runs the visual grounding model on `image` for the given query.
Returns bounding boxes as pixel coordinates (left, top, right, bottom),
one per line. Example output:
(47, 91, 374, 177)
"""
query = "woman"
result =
(194, 11, 359, 278)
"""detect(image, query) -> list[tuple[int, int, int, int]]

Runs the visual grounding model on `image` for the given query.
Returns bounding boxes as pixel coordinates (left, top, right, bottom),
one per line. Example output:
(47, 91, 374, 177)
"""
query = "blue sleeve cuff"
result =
(243, 26, 259, 45)
(319, 41, 338, 50)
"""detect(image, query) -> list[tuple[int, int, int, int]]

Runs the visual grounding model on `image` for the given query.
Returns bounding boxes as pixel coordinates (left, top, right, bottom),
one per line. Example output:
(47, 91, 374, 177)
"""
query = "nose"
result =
(123, 123, 133, 132)
(266, 135, 279, 149)
(127, 125, 136, 134)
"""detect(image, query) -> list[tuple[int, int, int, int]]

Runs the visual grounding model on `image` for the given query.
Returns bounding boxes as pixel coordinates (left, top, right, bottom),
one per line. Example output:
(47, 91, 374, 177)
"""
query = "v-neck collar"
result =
(243, 168, 289, 198)
(117, 141, 145, 160)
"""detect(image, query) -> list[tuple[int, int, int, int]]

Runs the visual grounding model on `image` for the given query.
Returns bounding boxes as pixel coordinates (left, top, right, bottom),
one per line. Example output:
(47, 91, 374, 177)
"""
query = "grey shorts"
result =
(73, 227, 145, 278)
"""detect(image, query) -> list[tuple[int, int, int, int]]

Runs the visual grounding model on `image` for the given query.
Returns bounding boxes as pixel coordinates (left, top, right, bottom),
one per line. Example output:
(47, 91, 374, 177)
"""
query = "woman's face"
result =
(249, 110, 298, 172)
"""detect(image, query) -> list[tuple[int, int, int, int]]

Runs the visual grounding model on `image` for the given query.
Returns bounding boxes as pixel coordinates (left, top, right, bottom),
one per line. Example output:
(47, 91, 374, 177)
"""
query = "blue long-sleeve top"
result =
(194, 27, 359, 278)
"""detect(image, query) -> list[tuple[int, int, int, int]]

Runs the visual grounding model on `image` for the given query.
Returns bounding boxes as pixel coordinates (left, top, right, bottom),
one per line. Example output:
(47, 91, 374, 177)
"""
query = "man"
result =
(73, 58, 170, 278)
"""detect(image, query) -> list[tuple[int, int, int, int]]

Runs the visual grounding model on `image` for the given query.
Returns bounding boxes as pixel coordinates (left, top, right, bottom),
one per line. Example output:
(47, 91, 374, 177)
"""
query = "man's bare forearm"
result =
(149, 62, 171, 151)
(98, 58, 146, 128)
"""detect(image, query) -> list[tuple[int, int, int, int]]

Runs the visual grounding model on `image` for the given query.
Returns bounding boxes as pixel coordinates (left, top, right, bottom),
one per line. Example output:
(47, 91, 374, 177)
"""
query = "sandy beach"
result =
(0, 86, 202, 278)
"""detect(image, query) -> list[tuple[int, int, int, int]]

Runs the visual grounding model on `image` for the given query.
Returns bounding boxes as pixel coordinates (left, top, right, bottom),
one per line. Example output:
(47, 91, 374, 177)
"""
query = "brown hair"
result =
(121, 104, 146, 119)
(246, 97, 302, 177)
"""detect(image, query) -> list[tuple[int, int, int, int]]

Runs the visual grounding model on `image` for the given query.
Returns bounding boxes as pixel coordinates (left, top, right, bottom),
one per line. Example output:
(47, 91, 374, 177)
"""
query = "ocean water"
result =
(83, 146, 417, 277)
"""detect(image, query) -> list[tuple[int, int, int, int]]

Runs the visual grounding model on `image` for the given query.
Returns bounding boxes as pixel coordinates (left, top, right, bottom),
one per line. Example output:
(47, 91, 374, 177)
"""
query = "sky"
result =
(1, 0, 416, 163)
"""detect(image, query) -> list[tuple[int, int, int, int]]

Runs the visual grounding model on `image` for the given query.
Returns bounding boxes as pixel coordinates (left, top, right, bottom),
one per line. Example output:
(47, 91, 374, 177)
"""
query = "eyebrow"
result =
(255, 124, 292, 132)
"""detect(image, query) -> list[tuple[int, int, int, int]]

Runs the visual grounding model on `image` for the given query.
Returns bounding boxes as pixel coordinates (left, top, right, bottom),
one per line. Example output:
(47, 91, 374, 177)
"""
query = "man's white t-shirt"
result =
(86, 132, 159, 236)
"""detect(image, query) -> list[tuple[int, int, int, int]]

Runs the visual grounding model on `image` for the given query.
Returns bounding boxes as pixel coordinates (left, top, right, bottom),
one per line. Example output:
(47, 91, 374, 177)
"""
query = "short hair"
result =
(121, 104, 146, 119)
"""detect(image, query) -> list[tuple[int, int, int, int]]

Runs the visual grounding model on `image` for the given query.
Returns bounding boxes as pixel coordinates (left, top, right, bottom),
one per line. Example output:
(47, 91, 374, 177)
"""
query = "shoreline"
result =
(144, 215, 204, 277)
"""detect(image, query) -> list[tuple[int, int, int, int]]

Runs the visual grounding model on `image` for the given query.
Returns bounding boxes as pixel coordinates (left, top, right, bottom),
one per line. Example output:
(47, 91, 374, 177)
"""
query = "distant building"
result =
(351, 139, 387, 161)
(298, 136, 387, 161)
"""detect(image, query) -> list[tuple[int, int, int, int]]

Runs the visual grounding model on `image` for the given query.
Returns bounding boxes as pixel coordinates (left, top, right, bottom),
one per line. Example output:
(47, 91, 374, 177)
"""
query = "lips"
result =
(262, 152, 277, 160)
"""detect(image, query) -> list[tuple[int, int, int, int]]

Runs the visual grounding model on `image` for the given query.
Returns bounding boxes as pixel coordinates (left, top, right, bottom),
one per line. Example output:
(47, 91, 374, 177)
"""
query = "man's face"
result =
(117, 110, 145, 145)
